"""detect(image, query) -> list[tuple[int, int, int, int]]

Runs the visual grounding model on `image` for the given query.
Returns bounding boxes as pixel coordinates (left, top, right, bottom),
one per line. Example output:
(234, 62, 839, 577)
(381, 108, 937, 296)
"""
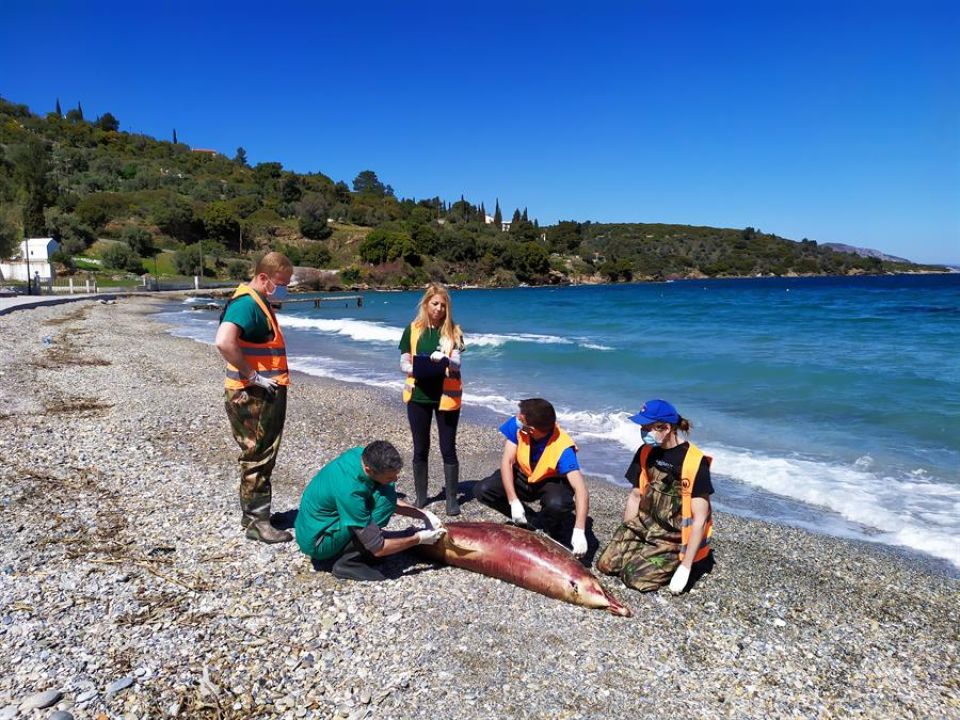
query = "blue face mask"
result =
(268, 284, 289, 301)
(641, 431, 660, 447)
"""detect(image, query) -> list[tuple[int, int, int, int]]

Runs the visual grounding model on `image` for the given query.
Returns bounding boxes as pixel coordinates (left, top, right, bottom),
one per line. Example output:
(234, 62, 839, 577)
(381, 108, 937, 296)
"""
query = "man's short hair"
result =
(361, 441, 403, 474)
(518, 398, 556, 431)
(255, 251, 293, 277)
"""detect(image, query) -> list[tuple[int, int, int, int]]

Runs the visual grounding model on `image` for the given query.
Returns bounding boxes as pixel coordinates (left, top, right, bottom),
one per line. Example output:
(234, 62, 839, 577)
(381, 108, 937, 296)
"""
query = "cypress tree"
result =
(494, 199, 502, 227)
(522, 207, 528, 222)
(480, 202, 487, 222)
(55, 98, 61, 117)
(77, 101, 83, 120)
(173, 128, 178, 144)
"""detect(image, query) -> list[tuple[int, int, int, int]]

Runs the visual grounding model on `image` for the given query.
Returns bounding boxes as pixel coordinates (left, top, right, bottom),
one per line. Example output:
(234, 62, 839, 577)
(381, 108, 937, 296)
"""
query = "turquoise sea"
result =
(159, 274, 960, 572)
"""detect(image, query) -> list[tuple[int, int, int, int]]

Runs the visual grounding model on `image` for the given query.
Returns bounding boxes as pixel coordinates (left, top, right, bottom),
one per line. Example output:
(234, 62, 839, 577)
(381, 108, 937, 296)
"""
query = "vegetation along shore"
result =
(0, 95, 950, 295)
(0, 297, 956, 719)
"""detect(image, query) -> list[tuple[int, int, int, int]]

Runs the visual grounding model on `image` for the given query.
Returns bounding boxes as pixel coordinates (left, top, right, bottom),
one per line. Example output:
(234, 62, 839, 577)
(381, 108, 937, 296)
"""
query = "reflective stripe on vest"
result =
(401, 323, 462, 411)
(223, 284, 290, 390)
(516, 424, 577, 484)
(637, 442, 713, 562)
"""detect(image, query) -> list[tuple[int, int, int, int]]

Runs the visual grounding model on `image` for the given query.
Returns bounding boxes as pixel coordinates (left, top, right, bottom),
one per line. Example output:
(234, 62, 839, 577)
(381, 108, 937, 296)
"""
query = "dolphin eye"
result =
(569, 580, 579, 595)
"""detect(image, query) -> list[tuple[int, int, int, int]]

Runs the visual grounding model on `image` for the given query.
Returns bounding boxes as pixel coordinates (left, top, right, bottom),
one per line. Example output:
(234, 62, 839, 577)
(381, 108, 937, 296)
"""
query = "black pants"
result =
(473, 468, 574, 522)
(406, 401, 460, 465)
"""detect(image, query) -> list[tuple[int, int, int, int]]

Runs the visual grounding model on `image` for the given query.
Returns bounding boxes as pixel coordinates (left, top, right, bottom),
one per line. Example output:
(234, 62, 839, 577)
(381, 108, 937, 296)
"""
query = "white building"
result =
(0, 237, 61, 281)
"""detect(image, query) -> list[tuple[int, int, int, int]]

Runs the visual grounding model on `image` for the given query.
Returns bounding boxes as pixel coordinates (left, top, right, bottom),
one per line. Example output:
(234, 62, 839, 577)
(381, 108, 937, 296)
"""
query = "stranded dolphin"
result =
(416, 520, 632, 617)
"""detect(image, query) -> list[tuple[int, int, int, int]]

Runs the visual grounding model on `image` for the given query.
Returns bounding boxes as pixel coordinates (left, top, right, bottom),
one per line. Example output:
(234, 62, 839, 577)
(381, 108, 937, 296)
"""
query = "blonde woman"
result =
(399, 284, 465, 514)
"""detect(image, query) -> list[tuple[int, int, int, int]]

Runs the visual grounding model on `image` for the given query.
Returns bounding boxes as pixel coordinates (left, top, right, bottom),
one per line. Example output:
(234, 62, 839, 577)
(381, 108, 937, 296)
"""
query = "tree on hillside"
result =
(102, 242, 142, 273)
(494, 199, 502, 227)
(55, 98, 62, 117)
(121, 225, 154, 256)
(203, 202, 241, 248)
(96, 113, 119, 132)
(234, 146, 248, 166)
(44, 207, 96, 255)
(297, 193, 332, 240)
(352, 170, 393, 197)
(172, 128, 178, 144)
(511, 208, 521, 225)
(0, 217, 19, 259)
(12, 140, 54, 236)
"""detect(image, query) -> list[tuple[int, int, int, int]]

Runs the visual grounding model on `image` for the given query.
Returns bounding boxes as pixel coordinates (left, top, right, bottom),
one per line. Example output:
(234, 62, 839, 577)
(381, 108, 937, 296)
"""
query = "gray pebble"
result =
(106, 676, 134, 694)
(75, 689, 97, 704)
(49, 712, 75, 720)
(19, 690, 63, 711)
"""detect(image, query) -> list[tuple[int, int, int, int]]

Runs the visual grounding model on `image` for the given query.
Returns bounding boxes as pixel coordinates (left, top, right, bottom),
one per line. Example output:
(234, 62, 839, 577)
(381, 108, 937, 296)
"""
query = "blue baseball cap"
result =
(629, 399, 680, 425)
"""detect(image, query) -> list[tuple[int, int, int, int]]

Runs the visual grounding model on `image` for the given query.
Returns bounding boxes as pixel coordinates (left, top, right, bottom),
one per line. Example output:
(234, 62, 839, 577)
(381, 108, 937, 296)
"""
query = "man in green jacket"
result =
(295, 441, 446, 581)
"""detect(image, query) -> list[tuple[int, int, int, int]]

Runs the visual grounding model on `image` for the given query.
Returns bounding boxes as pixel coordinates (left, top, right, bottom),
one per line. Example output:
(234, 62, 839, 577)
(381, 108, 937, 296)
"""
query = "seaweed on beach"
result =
(43, 397, 114, 415)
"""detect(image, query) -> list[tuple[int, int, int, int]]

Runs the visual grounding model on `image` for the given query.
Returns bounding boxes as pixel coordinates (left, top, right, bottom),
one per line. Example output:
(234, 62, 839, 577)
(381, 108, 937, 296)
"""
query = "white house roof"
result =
(13, 238, 59, 261)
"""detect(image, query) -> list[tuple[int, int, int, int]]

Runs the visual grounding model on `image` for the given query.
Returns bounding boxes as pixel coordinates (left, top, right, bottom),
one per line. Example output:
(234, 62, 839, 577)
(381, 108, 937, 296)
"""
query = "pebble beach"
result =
(0, 296, 957, 720)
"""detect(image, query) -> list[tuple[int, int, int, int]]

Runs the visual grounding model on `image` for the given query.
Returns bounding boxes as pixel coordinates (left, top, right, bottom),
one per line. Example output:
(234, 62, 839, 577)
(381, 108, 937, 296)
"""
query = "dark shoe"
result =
(245, 519, 293, 544)
(443, 463, 461, 516)
(413, 459, 429, 509)
(332, 545, 385, 582)
(241, 515, 252, 529)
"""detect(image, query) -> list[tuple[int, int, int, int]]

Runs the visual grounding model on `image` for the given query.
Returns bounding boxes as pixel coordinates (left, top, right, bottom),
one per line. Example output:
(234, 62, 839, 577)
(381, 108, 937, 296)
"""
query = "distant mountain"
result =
(821, 242, 911, 264)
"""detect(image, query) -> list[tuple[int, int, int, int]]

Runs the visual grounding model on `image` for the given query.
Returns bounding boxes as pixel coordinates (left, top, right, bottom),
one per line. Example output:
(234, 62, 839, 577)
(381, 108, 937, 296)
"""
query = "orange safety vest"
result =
(637, 442, 713, 562)
(223, 284, 290, 390)
(516, 424, 578, 484)
(401, 323, 462, 411)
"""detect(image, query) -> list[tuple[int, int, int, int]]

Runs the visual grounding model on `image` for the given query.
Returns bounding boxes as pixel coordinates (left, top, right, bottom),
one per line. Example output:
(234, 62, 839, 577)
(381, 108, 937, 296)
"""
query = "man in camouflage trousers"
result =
(215, 252, 295, 543)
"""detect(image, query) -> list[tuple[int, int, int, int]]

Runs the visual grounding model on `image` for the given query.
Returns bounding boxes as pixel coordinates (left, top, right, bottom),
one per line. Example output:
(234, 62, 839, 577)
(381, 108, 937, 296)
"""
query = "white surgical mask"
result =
(641, 431, 660, 447)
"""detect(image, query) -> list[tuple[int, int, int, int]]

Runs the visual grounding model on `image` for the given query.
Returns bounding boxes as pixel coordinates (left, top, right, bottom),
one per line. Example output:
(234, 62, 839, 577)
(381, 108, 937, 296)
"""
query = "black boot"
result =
(413, 459, 429, 508)
(444, 463, 461, 516)
(332, 541, 385, 582)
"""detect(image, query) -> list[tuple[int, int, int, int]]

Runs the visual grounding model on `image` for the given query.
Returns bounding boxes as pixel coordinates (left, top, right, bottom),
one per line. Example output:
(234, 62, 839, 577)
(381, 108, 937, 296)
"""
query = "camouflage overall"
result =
(224, 385, 287, 523)
(597, 461, 683, 592)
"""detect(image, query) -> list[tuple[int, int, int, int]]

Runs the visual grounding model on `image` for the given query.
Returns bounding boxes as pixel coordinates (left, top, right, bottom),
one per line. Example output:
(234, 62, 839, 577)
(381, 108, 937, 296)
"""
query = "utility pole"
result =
(23, 235, 31, 295)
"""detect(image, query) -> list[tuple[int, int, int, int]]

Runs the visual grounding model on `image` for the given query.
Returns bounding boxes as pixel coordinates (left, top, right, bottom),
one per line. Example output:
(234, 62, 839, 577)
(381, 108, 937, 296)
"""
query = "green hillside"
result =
(0, 96, 947, 287)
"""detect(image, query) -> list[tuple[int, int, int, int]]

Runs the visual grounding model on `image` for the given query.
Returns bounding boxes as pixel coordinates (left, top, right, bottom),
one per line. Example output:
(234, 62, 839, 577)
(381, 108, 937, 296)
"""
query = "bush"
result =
(121, 225, 154, 256)
(226, 259, 250, 280)
(302, 243, 332, 268)
(101, 242, 143, 273)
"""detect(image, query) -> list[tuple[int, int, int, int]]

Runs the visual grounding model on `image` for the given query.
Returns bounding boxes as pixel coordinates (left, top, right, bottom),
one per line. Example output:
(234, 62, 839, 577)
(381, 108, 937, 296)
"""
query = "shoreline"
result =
(0, 296, 957, 719)
(159, 294, 960, 580)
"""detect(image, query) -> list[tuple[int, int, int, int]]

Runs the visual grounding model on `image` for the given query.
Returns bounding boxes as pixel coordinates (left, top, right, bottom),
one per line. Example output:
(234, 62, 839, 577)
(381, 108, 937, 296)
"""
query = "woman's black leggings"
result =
(407, 401, 460, 465)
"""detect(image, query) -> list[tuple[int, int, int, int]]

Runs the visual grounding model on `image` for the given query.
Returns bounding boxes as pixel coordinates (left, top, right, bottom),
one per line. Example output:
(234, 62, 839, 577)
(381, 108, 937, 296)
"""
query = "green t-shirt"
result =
(399, 324, 444, 405)
(294, 447, 398, 556)
(220, 293, 272, 343)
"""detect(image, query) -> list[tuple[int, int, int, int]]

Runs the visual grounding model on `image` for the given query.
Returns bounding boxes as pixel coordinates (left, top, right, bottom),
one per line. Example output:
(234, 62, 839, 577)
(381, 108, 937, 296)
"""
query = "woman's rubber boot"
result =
(413, 459, 429, 509)
(444, 463, 461, 516)
(332, 541, 385, 582)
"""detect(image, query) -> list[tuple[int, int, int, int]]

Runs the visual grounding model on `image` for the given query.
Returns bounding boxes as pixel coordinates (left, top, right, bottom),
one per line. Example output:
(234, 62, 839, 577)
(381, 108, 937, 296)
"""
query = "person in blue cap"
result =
(597, 399, 715, 593)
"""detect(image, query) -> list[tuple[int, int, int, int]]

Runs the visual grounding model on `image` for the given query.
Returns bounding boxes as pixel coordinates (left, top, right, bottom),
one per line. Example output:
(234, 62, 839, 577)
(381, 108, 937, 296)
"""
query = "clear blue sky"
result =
(2, 1, 958, 263)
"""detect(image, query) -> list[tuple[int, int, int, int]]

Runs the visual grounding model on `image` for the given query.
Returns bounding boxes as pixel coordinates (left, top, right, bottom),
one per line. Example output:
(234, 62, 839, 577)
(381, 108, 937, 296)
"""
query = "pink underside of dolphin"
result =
(416, 520, 632, 617)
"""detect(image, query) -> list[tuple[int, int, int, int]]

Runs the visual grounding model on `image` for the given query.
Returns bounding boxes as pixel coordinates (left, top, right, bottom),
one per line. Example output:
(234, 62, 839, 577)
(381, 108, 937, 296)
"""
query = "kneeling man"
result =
(295, 441, 446, 581)
(473, 398, 589, 557)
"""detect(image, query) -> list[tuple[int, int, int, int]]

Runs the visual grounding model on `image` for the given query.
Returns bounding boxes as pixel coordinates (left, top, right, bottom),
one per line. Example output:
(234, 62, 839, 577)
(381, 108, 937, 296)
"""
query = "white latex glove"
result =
(421, 509, 444, 530)
(570, 528, 587, 557)
(669, 564, 690, 594)
(429, 350, 445, 362)
(400, 359, 413, 374)
(416, 528, 447, 545)
(247, 371, 278, 396)
(509, 499, 528, 527)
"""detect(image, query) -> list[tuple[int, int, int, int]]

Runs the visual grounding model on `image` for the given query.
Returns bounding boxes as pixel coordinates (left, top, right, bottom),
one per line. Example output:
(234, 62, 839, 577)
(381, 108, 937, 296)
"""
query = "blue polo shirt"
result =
(499, 416, 580, 475)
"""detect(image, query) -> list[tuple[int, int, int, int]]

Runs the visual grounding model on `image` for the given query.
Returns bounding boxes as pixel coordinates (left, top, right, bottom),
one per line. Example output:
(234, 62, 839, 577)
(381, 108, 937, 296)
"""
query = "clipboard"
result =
(412, 354, 449, 379)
